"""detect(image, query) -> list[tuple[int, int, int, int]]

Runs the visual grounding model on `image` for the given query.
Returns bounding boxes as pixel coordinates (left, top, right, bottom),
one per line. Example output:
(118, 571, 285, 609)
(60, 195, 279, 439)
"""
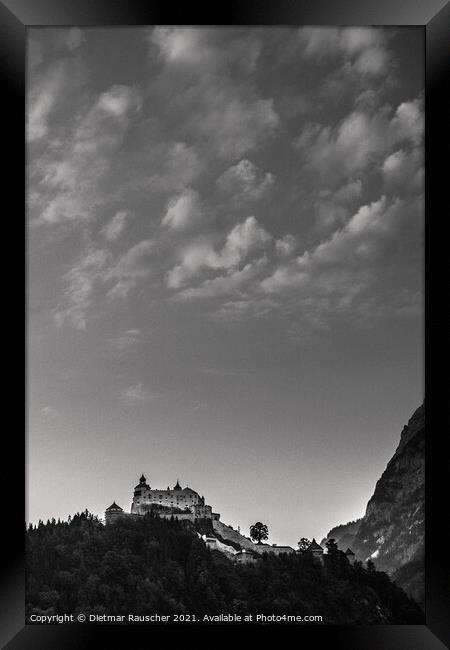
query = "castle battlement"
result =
(105, 474, 220, 524)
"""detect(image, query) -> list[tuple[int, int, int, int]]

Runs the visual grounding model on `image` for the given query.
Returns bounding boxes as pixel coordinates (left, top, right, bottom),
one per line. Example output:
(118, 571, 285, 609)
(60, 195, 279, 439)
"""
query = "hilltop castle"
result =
(105, 475, 355, 563)
(106, 474, 220, 525)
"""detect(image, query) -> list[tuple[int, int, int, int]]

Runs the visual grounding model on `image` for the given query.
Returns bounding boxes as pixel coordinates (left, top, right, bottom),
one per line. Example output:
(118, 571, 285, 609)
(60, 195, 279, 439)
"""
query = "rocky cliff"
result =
(324, 403, 425, 606)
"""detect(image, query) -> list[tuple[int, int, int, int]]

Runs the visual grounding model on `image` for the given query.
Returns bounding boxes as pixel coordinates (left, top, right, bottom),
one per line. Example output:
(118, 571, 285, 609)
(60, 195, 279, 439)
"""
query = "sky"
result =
(27, 27, 424, 546)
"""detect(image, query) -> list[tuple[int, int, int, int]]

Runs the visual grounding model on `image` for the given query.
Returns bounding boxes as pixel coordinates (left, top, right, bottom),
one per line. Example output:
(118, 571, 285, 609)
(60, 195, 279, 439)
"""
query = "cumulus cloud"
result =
(150, 28, 214, 66)
(260, 195, 421, 303)
(150, 27, 262, 74)
(54, 247, 112, 329)
(101, 211, 132, 241)
(27, 61, 68, 142)
(293, 96, 424, 187)
(194, 91, 279, 160)
(148, 142, 203, 193)
(161, 189, 203, 231)
(167, 217, 272, 289)
(275, 234, 298, 257)
(55, 237, 154, 328)
(298, 27, 391, 77)
(382, 148, 424, 194)
(217, 159, 274, 201)
(176, 256, 268, 301)
(30, 84, 142, 225)
(31, 28, 423, 334)
(60, 27, 85, 52)
(313, 180, 363, 231)
(106, 239, 154, 299)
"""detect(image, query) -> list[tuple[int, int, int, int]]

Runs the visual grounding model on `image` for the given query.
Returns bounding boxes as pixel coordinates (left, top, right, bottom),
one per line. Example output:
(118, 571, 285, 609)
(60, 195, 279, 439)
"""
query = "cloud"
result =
(55, 236, 156, 328)
(148, 142, 203, 193)
(161, 189, 203, 231)
(275, 234, 298, 257)
(27, 61, 68, 142)
(106, 239, 155, 299)
(313, 180, 363, 231)
(150, 28, 214, 66)
(212, 297, 279, 322)
(176, 256, 268, 301)
(54, 247, 112, 329)
(193, 91, 279, 160)
(29, 84, 142, 225)
(382, 148, 424, 194)
(63, 28, 85, 52)
(101, 211, 132, 241)
(217, 159, 274, 201)
(167, 217, 272, 289)
(298, 27, 391, 77)
(108, 328, 140, 352)
(260, 195, 421, 305)
(293, 97, 424, 187)
(149, 27, 262, 73)
(120, 381, 153, 403)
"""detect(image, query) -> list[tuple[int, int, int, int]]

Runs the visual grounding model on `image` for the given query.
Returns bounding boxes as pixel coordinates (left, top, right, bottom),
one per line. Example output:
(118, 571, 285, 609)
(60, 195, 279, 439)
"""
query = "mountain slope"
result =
(320, 518, 362, 550)
(323, 403, 425, 606)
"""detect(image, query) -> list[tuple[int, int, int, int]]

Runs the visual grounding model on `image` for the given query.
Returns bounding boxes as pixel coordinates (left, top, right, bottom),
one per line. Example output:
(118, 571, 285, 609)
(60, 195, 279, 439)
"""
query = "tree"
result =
(366, 559, 376, 573)
(249, 522, 269, 545)
(298, 537, 311, 552)
(326, 538, 339, 556)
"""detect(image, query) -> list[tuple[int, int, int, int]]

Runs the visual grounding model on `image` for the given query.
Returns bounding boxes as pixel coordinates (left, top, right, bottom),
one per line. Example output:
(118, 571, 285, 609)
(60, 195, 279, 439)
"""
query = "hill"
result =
(26, 511, 423, 624)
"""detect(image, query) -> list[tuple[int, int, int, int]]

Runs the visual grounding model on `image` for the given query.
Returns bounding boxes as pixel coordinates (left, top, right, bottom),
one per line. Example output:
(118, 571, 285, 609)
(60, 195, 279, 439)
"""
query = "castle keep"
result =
(106, 474, 220, 524)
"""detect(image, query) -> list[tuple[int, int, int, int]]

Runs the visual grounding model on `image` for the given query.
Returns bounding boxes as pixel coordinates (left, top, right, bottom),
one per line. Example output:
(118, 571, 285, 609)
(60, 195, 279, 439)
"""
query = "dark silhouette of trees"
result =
(325, 538, 339, 556)
(249, 522, 269, 545)
(25, 513, 424, 624)
(298, 537, 311, 552)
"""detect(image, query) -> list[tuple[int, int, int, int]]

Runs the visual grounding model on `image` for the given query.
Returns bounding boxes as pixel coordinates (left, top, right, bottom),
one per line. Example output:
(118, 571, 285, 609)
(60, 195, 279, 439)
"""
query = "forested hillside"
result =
(26, 512, 423, 624)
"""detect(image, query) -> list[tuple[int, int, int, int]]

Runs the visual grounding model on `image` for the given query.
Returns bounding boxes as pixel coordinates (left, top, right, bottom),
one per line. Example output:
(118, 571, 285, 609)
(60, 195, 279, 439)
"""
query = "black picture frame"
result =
(2, 0, 449, 647)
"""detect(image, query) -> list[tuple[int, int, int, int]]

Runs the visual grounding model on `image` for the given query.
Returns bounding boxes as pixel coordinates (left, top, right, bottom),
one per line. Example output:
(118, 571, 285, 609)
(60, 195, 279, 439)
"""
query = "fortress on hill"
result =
(105, 474, 354, 564)
(131, 474, 220, 520)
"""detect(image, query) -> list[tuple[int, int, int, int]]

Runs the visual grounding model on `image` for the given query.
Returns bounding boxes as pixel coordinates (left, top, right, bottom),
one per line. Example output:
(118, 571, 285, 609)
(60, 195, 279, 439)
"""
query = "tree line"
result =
(26, 511, 423, 624)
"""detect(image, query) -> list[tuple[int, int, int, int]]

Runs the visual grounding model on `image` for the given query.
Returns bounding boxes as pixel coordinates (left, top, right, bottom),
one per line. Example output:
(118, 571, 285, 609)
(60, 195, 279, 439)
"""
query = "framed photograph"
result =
(2, 0, 449, 647)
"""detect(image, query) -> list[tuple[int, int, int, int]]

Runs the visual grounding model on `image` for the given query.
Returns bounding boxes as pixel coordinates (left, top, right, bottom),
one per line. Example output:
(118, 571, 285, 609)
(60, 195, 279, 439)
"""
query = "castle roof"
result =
(182, 486, 197, 494)
(308, 538, 324, 552)
(106, 502, 123, 512)
(173, 480, 182, 491)
(345, 548, 355, 556)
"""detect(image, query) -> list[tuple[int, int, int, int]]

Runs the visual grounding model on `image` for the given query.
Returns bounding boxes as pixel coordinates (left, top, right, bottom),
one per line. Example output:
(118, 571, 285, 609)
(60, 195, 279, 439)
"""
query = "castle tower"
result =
(105, 501, 124, 525)
(307, 538, 325, 563)
(131, 474, 149, 513)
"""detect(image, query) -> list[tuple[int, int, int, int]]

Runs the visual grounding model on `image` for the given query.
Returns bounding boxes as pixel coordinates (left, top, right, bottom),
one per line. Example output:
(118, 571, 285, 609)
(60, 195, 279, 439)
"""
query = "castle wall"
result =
(105, 511, 141, 525)
(158, 512, 196, 523)
(204, 536, 237, 556)
(257, 545, 295, 555)
(132, 488, 204, 515)
(212, 520, 258, 552)
(235, 552, 260, 564)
